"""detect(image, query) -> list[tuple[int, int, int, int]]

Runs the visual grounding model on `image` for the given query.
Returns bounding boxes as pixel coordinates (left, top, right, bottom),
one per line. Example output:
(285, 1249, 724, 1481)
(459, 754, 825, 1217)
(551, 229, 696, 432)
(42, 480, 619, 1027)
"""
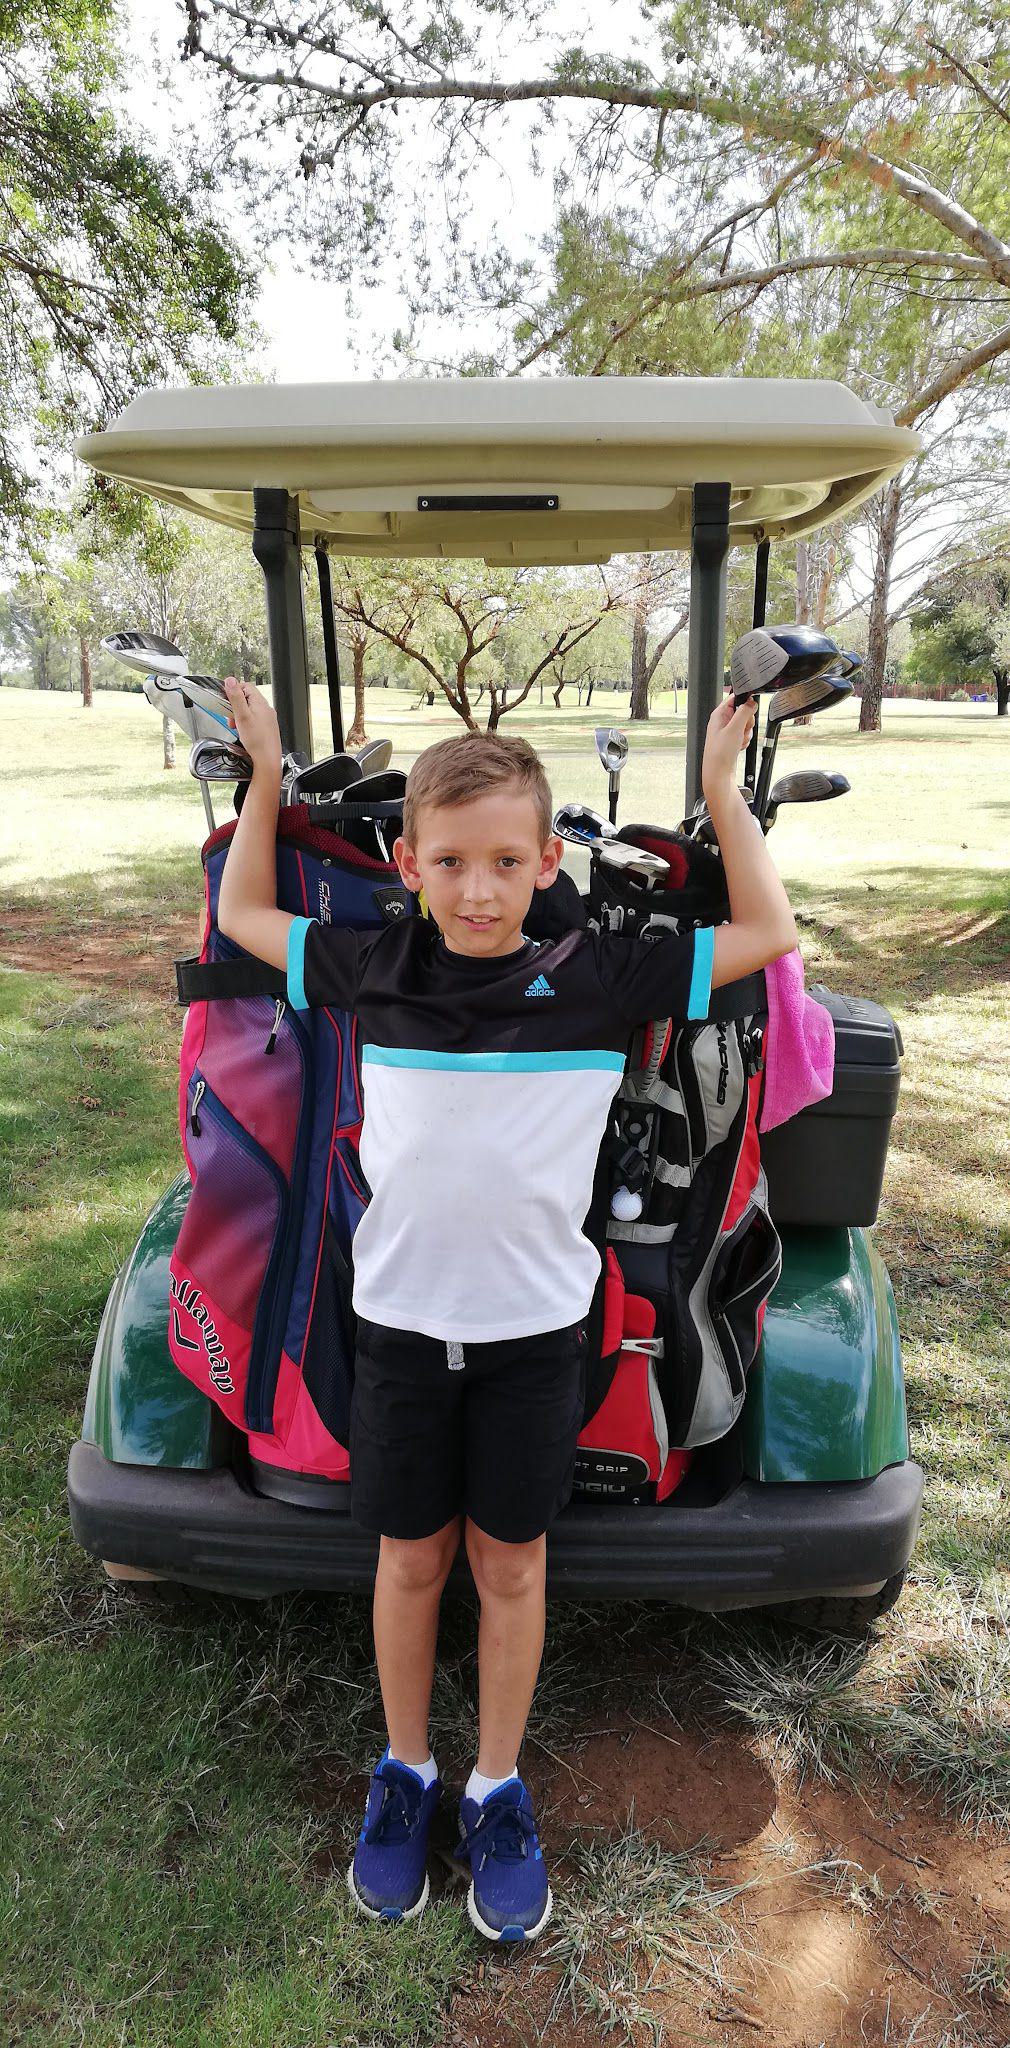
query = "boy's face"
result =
(394, 788, 563, 957)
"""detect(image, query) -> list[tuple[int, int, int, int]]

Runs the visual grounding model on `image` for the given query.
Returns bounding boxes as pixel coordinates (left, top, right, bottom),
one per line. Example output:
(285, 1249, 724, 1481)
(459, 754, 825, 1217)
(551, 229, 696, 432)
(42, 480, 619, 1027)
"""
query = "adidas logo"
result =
(524, 973, 555, 998)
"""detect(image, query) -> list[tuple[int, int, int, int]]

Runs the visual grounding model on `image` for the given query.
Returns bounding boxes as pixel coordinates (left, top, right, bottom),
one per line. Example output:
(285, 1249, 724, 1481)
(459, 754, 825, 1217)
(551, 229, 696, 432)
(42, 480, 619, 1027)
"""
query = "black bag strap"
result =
(175, 953, 286, 1006)
(709, 970, 766, 1021)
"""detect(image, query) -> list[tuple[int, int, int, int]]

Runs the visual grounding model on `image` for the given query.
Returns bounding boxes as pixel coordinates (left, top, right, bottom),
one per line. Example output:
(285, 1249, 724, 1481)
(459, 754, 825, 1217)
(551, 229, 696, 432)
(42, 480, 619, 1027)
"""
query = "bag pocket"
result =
(575, 1269, 691, 1504)
(708, 1200, 783, 1399)
(170, 1069, 291, 1433)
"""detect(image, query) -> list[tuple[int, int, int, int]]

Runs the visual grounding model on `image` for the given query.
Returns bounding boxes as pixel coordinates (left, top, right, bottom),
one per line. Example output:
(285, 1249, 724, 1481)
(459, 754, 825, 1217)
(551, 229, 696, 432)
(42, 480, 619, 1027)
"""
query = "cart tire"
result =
(762, 1571, 906, 1635)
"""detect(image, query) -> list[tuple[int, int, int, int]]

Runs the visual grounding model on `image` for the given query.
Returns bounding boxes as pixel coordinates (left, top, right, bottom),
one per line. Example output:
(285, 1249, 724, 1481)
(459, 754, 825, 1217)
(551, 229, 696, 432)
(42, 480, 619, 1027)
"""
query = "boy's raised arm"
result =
(216, 678, 296, 974)
(703, 692, 798, 990)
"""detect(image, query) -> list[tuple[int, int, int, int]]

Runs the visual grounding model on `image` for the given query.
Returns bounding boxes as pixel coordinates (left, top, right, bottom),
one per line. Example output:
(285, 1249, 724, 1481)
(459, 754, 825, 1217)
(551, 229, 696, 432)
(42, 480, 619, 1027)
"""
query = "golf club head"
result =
(287, 751, 363, 802)
(762, 624, 843, 684)
(595, 727, 629, 777)
(766, 673, 854, 725)
(552, 803, 616, 846)
(103, 630, 188, 678)
(141, 674, 224, 746)
(595, 840, 670, 885)
(189, 737, 253, 783)
(768, 770, 851, 807)
(354, 737, 394, 775)
(729, 629, 790, 702)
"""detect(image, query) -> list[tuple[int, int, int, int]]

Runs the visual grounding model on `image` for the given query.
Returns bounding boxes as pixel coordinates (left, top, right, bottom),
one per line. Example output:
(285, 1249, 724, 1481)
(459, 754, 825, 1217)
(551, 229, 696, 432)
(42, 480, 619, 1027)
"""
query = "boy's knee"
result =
(466, 1522, 546, 1601)
(379, 1518, 461, 1594)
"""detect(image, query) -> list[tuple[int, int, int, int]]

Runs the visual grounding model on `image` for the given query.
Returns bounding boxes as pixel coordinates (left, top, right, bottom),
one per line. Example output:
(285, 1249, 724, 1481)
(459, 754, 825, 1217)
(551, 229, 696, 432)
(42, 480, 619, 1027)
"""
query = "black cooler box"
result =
(760, 986, 903, 1228)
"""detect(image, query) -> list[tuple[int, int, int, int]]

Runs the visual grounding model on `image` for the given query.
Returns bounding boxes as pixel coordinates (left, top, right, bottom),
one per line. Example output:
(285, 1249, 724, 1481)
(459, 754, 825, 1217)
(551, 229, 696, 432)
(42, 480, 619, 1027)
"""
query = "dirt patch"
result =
(2, 901, 200, 1002)
(442, 1727, 1010, 2048)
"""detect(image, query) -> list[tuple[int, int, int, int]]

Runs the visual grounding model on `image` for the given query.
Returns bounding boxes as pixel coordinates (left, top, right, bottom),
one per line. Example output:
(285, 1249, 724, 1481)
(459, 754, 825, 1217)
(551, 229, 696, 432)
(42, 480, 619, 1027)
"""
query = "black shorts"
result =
(349, 1317, 587, 1544)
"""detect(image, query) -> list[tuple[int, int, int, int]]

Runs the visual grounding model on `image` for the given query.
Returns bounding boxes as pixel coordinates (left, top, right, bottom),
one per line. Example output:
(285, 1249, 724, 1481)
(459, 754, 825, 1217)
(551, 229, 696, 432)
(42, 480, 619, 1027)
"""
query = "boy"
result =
(218, 678, 795, 1942)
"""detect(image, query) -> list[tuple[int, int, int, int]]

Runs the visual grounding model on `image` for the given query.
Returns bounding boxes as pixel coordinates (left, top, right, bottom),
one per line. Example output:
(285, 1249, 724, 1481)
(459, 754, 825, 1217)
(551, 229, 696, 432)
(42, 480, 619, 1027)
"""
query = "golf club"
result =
(595, 727, 629, 825)
(594, 840, 669, 888)
(764, 769, 850, 829)
(354, 737, 394, 775)
(754, 671, 856, 828)
(286, 752, 363, 805)
(552, 802, 617, 847)
(189, 737, 254, 783)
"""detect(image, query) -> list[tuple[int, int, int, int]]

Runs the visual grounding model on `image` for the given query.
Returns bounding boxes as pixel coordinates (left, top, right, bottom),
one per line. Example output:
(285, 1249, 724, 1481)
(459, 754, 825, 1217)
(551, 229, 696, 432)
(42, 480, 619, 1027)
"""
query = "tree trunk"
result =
(163, 711, 176, 769)
(80, 634, 93, 709)
(630, 579, 650, 721)
(346, 641, 368, 748)
(994, 665, 1009, 717)
(795, 540, 811, 625)
(585, 680, 594, 706)
(861, 482, 902, 734)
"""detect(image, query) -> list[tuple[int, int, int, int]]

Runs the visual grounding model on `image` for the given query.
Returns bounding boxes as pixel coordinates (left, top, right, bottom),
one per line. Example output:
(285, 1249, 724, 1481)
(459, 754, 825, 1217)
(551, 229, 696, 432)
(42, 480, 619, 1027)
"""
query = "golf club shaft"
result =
(753, 724, 782, 830)
(609, 774, 619, 826)
(200, 783, 216, 834)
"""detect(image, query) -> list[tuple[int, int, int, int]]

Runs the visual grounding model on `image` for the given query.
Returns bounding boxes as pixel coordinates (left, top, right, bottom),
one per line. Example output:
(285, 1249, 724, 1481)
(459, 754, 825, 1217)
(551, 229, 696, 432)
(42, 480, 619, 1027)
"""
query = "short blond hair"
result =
(403, 730, 553, 846)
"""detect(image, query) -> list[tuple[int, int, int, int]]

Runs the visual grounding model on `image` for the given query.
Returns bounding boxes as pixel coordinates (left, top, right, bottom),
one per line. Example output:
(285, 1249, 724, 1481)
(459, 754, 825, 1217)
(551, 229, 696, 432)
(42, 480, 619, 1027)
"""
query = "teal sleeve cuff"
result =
(286, 917, 317, 1011)
(688, 926, 714, 1019)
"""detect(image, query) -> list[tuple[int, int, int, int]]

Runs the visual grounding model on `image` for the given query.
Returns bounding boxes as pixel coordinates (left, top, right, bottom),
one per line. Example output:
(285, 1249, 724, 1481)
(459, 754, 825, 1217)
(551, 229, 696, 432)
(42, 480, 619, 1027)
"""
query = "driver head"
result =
(766, 672, 854, 725)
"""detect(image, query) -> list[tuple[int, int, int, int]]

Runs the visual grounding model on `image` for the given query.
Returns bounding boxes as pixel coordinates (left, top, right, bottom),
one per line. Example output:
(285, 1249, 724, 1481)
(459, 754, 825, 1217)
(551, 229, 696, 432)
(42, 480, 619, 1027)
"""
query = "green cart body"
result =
(67, 376, 924, 1619)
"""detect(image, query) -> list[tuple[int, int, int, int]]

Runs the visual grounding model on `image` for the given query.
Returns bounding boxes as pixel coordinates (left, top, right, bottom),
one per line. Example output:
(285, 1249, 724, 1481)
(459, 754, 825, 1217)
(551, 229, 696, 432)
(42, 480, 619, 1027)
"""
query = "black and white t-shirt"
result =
(287, 917, 714, 1342)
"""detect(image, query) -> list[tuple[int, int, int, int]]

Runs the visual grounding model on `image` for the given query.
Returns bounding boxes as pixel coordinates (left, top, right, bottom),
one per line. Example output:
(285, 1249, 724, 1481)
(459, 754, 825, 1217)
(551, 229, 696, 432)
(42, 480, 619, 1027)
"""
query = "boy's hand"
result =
(702, 689, 757, 796)
(223, 676, 283, 778)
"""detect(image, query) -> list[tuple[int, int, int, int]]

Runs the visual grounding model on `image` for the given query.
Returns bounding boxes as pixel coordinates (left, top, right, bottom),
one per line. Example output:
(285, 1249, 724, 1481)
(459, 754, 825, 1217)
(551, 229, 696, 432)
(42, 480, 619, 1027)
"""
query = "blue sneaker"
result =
(458, 1778, 553, 1942)
(347, 1754, 442, 1922)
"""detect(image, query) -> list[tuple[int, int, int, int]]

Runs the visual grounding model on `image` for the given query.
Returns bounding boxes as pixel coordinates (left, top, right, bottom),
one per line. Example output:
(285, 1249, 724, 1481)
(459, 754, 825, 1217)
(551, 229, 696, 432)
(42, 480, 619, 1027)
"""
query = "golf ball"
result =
(610, 1185, 643, 1222)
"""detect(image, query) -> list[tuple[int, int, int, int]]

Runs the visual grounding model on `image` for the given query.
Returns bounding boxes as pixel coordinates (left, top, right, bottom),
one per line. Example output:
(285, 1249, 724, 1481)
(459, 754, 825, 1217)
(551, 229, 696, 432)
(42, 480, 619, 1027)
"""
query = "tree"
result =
(181, 4, 1010, 735)
(906, 572, 1010, 716)
(627, 555, 689, 720)
(327, 558, 624, 731)
(181, 5, 1010, 411)
(2, 2, 252, 545)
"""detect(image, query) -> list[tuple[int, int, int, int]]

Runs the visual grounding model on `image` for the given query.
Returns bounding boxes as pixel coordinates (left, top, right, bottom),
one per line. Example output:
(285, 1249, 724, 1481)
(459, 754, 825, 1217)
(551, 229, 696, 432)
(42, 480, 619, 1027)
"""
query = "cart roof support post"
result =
(314, 541, 345, 754)
(251, 488, 313, 761)
(684, 482, 732, 815)
(744, 535, 771, 795)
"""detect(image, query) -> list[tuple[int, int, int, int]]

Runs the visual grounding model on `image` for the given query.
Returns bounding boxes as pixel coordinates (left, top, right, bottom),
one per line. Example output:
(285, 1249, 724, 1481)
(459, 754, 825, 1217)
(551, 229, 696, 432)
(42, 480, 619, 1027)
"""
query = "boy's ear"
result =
(393, 836, 423, 894)
(533, 833, 564, 892)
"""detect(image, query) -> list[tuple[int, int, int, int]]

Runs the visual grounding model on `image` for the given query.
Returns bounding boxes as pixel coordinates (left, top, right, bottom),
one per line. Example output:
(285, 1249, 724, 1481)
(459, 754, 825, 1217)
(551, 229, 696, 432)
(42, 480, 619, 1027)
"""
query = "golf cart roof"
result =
(76, 377, 919, 565)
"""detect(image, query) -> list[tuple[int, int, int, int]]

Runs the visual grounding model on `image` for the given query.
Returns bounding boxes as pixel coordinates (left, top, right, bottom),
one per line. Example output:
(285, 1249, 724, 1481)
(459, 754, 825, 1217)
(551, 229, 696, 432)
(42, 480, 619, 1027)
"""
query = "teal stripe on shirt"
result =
(287, 915, 317, 1011)
(688, 926, 714, 1019)
(362, 1045, 626, 1075)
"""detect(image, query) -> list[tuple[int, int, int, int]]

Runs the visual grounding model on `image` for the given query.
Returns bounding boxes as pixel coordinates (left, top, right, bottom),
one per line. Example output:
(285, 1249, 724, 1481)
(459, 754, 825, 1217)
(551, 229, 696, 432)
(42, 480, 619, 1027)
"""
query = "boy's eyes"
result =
(434, 856, 521, 869)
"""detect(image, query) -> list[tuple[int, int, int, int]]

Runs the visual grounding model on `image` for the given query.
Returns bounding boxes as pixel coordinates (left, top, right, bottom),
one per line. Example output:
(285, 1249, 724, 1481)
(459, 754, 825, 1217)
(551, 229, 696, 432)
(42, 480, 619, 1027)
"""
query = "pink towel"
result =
(759, 947, 835, 1134)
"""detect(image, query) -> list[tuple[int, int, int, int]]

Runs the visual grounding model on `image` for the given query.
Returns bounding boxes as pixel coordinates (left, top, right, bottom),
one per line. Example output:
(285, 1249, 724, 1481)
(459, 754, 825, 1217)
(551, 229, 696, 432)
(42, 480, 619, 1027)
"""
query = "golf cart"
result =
(67, 377, 924, 1627)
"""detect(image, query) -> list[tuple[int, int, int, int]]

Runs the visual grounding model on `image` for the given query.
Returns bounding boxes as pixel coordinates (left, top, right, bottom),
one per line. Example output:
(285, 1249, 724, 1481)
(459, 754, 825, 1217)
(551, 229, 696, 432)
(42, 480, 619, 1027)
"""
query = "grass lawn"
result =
(2, 684, 1009, 2046)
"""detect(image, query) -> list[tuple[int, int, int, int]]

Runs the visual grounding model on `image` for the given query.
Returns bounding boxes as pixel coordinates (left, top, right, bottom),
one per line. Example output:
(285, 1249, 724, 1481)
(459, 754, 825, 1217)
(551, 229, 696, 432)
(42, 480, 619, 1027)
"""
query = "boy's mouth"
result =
(459, 915, 498, 930)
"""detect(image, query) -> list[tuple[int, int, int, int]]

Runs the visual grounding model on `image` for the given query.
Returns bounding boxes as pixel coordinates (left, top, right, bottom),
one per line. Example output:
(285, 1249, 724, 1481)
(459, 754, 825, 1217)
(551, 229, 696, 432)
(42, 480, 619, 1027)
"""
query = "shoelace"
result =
(468, 1796, 536, 1868)
(364, 1770, 424, 1846)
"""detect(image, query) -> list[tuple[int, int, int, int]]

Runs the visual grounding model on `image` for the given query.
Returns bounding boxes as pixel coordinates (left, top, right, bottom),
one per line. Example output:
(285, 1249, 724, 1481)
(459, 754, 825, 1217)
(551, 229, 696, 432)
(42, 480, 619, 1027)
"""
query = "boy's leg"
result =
(372, 1517, 462, 1764)
(464, 1520, 546, 1777)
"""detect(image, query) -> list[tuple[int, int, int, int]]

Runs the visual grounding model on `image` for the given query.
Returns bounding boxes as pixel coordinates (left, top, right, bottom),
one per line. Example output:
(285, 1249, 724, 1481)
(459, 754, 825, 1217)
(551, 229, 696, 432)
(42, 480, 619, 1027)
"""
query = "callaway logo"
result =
(524, 973, 555, 999)
(170, 1275, 235, 1396)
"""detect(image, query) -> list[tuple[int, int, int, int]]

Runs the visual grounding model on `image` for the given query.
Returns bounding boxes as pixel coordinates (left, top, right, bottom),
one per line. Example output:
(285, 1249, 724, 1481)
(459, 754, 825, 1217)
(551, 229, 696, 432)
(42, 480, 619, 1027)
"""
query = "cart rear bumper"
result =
(68, 1440, 923, 1608)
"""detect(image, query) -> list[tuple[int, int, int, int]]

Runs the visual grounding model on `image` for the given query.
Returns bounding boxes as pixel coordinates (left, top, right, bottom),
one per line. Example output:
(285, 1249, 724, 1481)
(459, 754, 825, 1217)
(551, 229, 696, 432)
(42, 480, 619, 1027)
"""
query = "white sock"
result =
(386, 1747, 437, 1790)
(466, 1764, 519, 1806)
